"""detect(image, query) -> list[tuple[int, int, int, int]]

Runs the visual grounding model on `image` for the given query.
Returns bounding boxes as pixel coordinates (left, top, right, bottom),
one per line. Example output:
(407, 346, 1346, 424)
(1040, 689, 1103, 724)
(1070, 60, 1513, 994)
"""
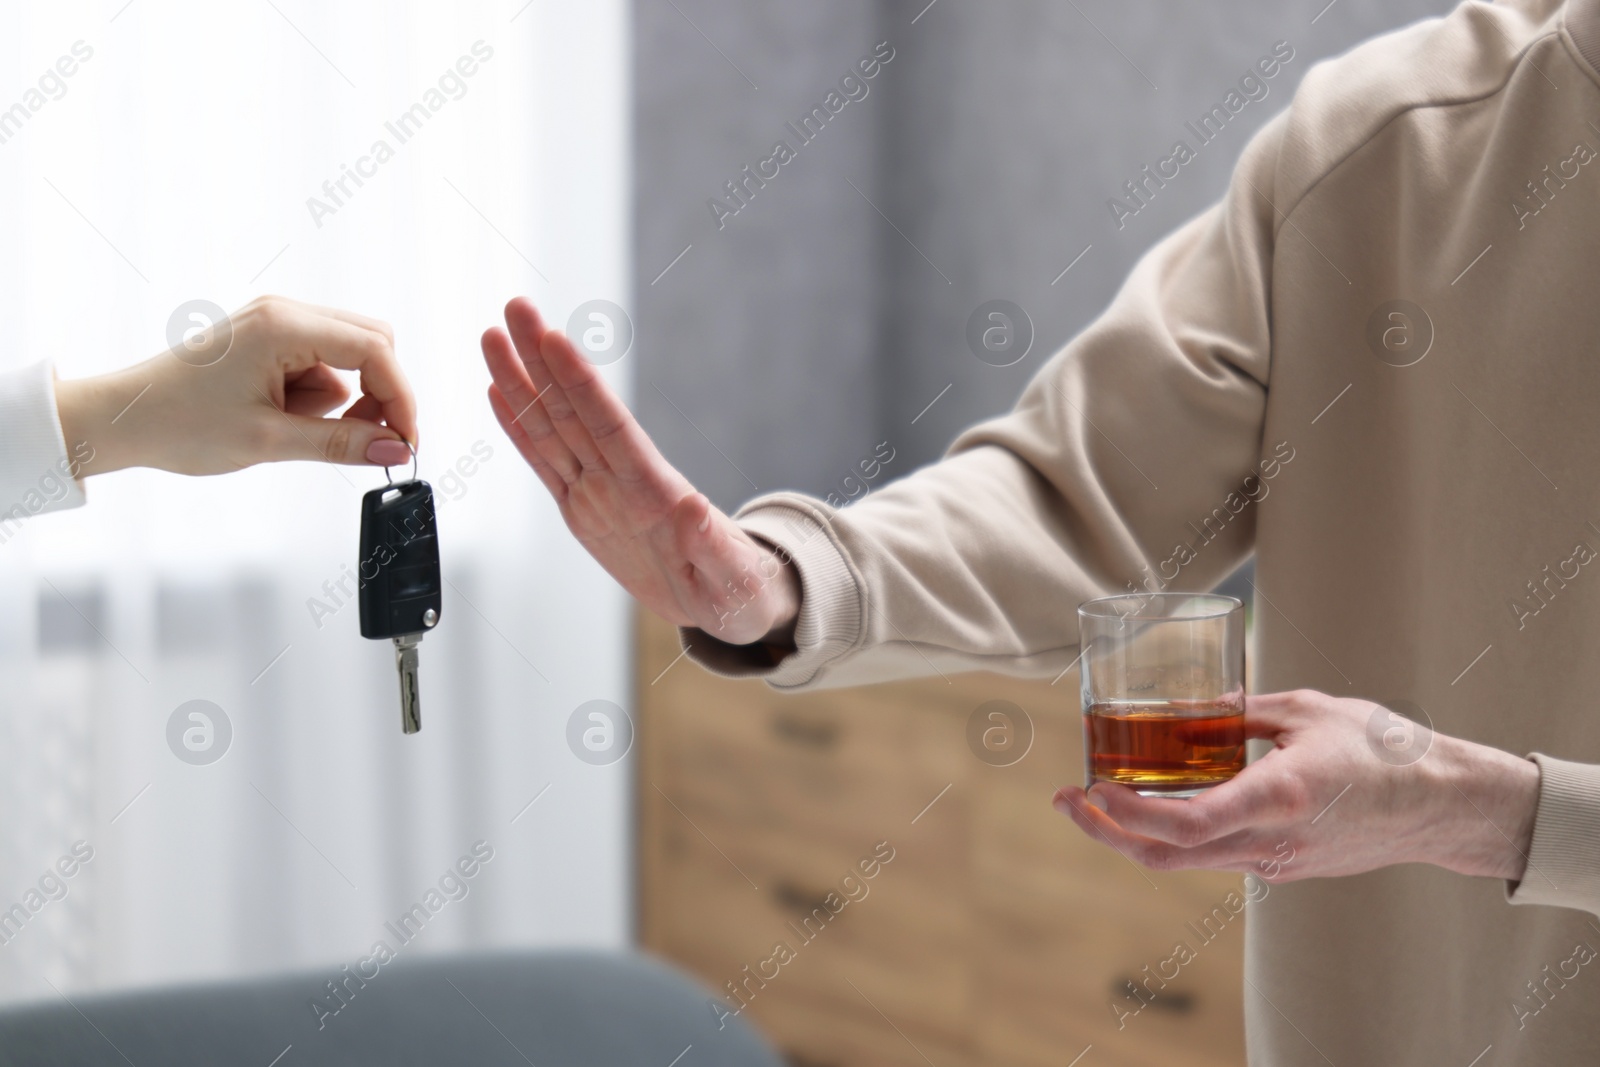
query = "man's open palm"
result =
(481, 298, 799, 645)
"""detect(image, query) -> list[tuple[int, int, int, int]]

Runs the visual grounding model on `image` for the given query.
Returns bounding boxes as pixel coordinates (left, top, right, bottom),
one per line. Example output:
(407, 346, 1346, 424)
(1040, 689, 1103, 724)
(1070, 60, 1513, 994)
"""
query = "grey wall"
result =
(633, 0, 1454, 512)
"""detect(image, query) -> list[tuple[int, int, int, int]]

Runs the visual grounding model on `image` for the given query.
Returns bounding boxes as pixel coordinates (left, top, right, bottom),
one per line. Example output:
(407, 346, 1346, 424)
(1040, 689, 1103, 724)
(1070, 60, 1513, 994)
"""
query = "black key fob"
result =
(358, 480, 442, 640)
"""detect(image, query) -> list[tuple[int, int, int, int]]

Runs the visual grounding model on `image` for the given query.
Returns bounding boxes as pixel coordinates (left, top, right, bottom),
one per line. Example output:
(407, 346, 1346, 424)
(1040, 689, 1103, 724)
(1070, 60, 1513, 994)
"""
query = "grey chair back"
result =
(0, 950, 781, 1067)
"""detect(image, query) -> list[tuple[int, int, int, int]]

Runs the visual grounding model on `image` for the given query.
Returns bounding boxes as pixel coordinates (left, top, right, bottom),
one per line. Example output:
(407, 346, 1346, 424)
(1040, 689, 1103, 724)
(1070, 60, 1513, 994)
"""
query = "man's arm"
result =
(677, 112, 1287, 688)
(480, 112, 1286, 688)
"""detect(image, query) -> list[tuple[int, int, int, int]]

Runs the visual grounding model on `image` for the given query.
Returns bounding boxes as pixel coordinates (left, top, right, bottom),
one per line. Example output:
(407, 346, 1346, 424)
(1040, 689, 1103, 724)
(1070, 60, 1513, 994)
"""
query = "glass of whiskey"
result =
(1078, 593, 1245, 798)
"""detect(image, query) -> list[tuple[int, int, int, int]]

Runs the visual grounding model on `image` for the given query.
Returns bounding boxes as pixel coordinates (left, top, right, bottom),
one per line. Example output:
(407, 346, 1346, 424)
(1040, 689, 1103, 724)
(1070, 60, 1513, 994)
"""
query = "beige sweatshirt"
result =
(685, 0, 1600, 1061)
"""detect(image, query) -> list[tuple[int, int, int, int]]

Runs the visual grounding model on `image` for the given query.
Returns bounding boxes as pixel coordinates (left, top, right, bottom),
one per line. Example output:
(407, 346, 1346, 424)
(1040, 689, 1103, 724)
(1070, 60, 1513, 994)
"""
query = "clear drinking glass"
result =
(1078, 593, 1246, 798)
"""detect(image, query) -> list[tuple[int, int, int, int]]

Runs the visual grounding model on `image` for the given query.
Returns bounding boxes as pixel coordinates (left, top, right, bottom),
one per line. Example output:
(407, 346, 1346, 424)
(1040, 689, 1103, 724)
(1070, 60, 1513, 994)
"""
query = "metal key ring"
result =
(383, 441, 419, 486)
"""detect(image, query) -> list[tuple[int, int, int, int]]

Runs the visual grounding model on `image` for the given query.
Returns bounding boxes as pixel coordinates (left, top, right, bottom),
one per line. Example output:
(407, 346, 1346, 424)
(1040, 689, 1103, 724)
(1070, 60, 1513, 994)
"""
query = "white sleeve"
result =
(0, 361, 88, 517)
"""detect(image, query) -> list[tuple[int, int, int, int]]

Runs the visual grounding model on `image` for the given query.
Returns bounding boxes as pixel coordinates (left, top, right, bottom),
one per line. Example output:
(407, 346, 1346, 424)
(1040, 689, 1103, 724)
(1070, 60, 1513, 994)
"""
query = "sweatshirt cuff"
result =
(0, 362, 87, 519)
(681, 497, 865, 688)
(1506, 754, 1600, 916)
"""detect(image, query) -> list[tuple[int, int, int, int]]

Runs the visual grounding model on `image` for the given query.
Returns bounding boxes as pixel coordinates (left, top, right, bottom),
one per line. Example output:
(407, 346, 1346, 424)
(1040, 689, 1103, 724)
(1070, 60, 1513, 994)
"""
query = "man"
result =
(482, 0, 1600, 1061)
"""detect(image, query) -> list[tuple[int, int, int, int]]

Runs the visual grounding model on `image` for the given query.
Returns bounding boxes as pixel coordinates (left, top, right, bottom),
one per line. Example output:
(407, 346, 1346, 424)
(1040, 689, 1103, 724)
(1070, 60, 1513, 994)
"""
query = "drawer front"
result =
(648, 805, 970, 1043)
(652, 680, 970, 857)
(974, 875, 1246, 1067)
(754, 990, 975, 1067)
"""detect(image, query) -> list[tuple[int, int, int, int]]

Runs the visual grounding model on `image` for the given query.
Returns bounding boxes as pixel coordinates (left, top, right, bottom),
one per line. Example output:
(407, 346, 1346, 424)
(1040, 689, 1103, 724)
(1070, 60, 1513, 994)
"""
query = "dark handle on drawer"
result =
(1110, 976, 1196, 1015)
(771, 713, 839, 750)
(771, 879, 831, 916)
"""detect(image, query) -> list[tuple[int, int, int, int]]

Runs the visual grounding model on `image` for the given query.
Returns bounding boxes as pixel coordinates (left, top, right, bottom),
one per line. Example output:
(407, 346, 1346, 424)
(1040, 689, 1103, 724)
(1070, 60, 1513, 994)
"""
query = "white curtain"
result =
(0, 0, 633, 1002)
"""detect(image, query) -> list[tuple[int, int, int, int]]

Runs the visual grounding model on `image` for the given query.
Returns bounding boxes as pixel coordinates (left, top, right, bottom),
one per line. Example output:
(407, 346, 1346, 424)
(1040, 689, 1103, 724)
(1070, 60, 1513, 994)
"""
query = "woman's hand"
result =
(55, 296, 417, 477)
(1053, 689, 1543, 884)
(481, 297, 800, 646)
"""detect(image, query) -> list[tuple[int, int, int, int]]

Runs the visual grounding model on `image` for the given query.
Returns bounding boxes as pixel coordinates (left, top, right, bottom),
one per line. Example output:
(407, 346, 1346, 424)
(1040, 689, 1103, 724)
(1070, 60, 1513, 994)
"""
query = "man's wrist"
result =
(755, 555, 801, 649)
(1428, 736, 1541, 881)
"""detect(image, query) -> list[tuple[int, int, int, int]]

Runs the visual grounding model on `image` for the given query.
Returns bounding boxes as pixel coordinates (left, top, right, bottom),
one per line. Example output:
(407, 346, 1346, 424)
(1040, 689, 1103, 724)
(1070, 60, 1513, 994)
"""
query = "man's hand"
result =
(1053, 689, 1543, 884)
(57, 295, 417, 476)
(481, 297, 801, 646)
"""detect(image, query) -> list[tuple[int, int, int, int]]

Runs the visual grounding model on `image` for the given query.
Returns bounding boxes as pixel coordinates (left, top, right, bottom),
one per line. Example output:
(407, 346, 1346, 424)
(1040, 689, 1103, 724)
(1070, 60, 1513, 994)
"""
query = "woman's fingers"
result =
(269, 302, 418, 445)
(342, 393, 415, 469)
(270, 409, 413, 466)
(482, 325, 581, 483)
(304, 302, 395, 343)
(340, 393, 384, 424)
(282, 362, 350, 417)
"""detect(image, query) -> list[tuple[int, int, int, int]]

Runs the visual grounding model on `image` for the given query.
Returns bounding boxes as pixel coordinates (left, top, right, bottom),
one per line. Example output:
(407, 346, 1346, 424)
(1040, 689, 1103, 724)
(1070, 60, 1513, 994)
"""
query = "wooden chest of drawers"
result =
(635, 612, 1245, 1067)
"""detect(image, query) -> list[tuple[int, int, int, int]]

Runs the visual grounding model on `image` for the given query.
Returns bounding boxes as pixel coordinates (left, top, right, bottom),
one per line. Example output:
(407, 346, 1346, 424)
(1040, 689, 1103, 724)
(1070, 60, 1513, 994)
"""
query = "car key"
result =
(358, 463, 441, 734)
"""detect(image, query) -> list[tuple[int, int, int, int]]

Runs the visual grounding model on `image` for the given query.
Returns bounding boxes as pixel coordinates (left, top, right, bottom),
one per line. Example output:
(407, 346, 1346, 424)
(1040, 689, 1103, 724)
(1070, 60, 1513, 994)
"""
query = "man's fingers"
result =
(1052, 786, 1271, 873)
(536, 326, 661, 484)
(1056, 783, 1184, 870)
(482, 326, 580, 483)
(666, 493, 780, 639)
(674, 492, 771, 586)
(1052, 786, 1134, 851)
(665, 494, 743, 636)
(662, 494, 721, 624)
(1083, 779, 1248, 847)
(1078, 762, 1308, 848)
(503, 295, 547, 342)
(1244, 691, 1315, 738)
(503, 298, 603, 471)
(488, 382, 570, 500)
(673, 492, 733, 578)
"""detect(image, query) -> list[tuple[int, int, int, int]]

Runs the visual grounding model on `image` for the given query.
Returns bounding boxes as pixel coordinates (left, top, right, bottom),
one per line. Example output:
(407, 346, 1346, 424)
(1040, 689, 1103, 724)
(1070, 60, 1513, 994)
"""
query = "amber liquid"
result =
(1084, 698, 1245, 796)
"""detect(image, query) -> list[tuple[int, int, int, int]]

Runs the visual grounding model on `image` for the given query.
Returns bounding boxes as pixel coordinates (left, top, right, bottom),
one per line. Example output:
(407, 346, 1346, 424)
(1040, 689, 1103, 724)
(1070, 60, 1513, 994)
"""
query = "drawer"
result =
(655, 678, 971, 778)
(647, 810, 971, 1041)
(654, 693, 969, 853)
(753, 988, 975, 1067)
(970, 782, 1244, 1065)
(973, 872, 1244, 1067)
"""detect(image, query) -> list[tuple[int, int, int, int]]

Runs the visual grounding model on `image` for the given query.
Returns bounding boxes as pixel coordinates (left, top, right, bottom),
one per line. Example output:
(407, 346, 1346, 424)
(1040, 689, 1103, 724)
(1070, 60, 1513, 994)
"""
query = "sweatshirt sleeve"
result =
(0, 361, 88, 518)
(1505, 754, 1600, 917)
(683, 109, 1286, 689)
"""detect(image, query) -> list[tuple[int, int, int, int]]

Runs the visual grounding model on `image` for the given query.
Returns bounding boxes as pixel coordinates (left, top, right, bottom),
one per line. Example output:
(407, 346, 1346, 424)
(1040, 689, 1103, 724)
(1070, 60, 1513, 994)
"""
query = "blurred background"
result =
(0, 0, 631, 1000)
(0, 0, 1449, 1062)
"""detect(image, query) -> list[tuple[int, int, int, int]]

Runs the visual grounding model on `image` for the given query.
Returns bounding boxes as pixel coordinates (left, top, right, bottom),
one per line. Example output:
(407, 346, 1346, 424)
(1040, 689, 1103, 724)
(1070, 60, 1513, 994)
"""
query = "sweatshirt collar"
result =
(1566, 0, 1600, 77)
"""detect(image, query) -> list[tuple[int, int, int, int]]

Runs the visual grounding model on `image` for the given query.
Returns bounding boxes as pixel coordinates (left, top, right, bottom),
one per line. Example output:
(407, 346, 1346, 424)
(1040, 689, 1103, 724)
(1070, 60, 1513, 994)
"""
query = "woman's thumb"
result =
(276, 413, 412, 466)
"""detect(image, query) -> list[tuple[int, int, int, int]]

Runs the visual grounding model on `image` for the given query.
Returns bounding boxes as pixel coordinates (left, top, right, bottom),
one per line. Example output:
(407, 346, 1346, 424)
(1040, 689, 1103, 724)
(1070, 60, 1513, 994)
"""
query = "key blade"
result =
(394, 634, 422, 734)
